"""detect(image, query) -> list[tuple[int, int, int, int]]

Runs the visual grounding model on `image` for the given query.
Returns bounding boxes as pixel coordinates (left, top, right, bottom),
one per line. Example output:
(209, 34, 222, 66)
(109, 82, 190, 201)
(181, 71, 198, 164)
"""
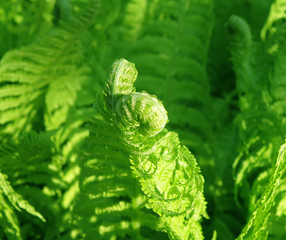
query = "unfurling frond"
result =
(106, 59, 206, 239)
(227, 15, 251, 51)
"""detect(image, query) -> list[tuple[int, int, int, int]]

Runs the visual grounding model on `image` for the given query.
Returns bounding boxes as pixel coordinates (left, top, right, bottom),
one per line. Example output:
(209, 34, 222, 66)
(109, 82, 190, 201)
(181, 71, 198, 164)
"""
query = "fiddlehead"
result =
(104, 59, 138, 112)
(227, 15, 251, 51)
(227, 14, 269, 108)
(104, 59, 168, 143)
(102, 59, 207, 240)
(115, 92, 168, 137)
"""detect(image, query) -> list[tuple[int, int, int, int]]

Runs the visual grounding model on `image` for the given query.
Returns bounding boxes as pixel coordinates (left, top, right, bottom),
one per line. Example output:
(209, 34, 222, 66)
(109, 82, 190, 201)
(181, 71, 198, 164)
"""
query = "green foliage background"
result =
(0, 0, 285, 239)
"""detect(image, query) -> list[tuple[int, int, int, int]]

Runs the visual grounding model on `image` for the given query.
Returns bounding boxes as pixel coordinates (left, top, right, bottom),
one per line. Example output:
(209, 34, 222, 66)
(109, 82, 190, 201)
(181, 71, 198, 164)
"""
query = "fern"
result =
(0, 192, 22, 240)
(0, 171, 45, 222)
(0, 1, 100, 238)
(75, 59, 207, 240)
(0, 131, 66, 239)
(227, 1, 286, 238)
(0, 1, 286, 239)
(0, 0, 99, 138)
(237, 143, 286, 239)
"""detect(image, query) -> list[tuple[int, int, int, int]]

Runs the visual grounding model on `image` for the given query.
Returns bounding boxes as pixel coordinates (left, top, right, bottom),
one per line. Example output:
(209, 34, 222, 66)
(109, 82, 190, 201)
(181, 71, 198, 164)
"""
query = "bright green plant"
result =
(74, 59, 207, 239)
(0, 0, 286, 239)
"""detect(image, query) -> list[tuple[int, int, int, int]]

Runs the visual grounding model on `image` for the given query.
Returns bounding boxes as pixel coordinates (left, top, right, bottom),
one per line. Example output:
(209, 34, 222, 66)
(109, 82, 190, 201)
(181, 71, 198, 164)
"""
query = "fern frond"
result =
(0, 171, 45, 222)
(226, 15, 262, 100)
(104, 59, 207, 239)
(0, 192, 22, 240)
(0, 131, 66, 239)
(227, 15, 251, 51)
(236, 143, 286, 240)
(0, 0, 99, 138)
(74, 118, 167, 239)
(228, 4, 286, 239)
(104, 58, 138, 112)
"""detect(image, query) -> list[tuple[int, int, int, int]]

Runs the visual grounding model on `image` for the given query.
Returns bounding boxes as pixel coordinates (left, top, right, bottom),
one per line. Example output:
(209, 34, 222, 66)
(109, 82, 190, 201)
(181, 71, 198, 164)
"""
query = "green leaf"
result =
(0, 171, 45, 222)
